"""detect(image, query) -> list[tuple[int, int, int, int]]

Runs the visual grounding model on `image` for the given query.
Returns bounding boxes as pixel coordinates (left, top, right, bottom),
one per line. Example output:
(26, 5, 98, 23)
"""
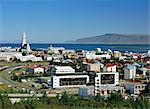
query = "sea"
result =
(0, 43, 150, 53)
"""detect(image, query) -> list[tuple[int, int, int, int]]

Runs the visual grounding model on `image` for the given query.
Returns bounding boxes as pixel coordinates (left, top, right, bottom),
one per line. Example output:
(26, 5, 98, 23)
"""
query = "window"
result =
(59, 77, 87, 86)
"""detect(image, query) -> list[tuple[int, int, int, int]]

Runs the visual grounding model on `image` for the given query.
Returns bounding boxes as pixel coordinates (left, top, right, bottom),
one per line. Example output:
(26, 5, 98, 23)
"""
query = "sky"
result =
(0, 0, 149, 43)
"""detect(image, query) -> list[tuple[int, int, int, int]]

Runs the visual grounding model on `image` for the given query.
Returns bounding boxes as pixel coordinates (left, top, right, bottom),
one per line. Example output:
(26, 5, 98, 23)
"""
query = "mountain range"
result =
(68, 33, 150, 44)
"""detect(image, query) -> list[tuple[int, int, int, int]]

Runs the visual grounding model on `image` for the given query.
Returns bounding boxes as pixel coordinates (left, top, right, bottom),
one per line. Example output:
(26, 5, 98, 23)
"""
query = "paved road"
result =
(0, 65, 35, 91)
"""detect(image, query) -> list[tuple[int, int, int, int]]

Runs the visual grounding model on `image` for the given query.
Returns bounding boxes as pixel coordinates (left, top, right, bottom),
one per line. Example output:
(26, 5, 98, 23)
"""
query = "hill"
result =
(70, 33, 150, 44)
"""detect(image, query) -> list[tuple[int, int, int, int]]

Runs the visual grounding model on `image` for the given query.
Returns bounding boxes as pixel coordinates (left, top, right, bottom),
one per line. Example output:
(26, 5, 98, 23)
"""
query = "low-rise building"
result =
(26, 66, 47, 73)
(50, 66, 75, 75)
(103, 63, 117, 72)
(125, 81, 146, 95)
(16, 54, 43, 62)
(86, 63, 104, 72)
(95, 86, 124, 96)
(114, 51, 122, 58)
(52, 75, 89, 88)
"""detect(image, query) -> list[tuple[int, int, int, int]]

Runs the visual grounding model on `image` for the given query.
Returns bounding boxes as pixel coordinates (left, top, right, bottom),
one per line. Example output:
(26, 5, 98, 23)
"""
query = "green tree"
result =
(60, 91, 70, 105)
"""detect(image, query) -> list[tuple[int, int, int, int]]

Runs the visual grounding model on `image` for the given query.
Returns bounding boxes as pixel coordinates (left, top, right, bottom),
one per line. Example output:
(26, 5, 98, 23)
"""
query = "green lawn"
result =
(0, 61, 49, 67)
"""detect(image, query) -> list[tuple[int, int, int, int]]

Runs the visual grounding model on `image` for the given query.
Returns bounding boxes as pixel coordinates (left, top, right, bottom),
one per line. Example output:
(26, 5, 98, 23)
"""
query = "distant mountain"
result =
(69, 33, 150, 44)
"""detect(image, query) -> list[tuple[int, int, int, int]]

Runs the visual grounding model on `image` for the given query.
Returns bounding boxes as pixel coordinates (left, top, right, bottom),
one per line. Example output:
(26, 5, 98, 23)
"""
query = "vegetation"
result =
(0, 91, 149, 109)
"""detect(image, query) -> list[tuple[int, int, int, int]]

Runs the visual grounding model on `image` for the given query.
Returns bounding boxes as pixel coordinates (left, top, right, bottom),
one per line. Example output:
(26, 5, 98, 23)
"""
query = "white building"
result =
(94, 72, 122, 96)
(48, 45, 65, 54)
(52, 75, 89, 88)
(124, 65, 136, 79)
(95, 86, 124, 96)
(95, 72, 119, 87)
(125, 81, 146, 95)
(16, 54, 43, 62)
(103, 63, 117, 72)
(20, 32, 31, 54)
(96, 48, 102, 52)
(50, 66, 75, 75)
(26, 66, 46, 73)
(85, 51, 111, 60)
(0, 52, 22, 62)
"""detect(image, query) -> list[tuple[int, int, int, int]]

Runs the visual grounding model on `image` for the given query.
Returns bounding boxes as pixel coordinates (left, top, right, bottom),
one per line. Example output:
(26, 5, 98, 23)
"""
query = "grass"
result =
(0, 83, 11, 91)
(0, 61, 49, 67)
(12, 67, 26, 73)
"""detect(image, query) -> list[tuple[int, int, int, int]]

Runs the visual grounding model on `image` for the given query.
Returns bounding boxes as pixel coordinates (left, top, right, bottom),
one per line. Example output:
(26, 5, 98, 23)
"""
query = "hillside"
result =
(70, 34, 150, 44)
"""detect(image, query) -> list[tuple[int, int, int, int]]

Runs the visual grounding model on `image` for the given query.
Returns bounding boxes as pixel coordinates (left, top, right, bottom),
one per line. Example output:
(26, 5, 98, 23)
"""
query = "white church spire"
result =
(22, 32, 27, 47)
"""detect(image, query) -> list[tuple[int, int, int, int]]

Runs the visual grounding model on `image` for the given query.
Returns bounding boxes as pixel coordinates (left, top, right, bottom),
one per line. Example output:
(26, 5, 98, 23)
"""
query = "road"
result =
(0, 65, 35, 91)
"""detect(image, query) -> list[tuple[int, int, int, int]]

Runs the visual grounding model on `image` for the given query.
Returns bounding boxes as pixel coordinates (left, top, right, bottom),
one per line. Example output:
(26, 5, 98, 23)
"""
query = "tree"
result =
(60, 91, 70, 105)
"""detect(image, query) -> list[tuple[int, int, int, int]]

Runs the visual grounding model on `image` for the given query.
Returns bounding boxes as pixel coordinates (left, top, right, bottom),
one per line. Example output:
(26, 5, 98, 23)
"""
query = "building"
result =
(103, 63, 117, 72)
(0, 52, 22, 62)
(52, 75, 89, 88)
(86, 63, 104, 72)
(15, 54, 43, 62)
(114, 51, 122, 58)
(125, 81, 146, 95)
(94, 72, 124, 96)
(95, 86, 124, 96)
(79, 86, 95, 97)
(95, 72, 119, 87)
(48, 45, 65, 54)
(124, 64, 136, 79)
(20, 32, 31, 54)
(50, 66, 75, 75)
(26, 66, 47, 73)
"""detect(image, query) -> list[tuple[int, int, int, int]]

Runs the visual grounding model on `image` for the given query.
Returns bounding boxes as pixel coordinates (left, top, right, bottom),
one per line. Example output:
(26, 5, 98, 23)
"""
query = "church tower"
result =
(22, 32, 27, 47)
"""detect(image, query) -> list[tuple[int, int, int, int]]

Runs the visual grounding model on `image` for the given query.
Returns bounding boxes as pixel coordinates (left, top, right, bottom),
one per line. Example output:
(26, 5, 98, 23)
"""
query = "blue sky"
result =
(0, 0, 149, 43)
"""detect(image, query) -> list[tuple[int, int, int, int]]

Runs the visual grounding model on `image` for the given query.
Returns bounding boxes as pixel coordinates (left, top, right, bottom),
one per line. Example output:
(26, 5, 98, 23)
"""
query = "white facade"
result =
(34, 67, 44, 73)
(16, 55, 42, 62)
(95, 86, 124, 96)
(95, 72, 119, 86)
(50, 66, 75, 74)
(124, 65, 136, 79)
(103, 65, 116, 72)
(85, 51, 111, 60)
(95, 72, 120, 96)
(48, 45, 65, 54)
(0, 52, 22, 62)
(52, 75, 89, 88)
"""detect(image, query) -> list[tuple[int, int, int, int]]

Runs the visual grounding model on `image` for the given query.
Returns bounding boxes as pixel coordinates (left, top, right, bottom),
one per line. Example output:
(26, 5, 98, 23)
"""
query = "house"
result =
(26, 66, 47, 73)
(103, 63, 117, 72)
(125, 81, 146, 95)
(114, 51, 122, 58)
(48, 45, 65, 54)
(86, 63, 104, 72)
(16, 54, 43, 62)
(49, 65, 75, 75)
(124, 64, 136, 79)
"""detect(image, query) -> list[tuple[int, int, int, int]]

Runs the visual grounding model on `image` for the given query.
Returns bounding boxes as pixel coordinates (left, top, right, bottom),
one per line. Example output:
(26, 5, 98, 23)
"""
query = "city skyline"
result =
(0, 0, 149, 43)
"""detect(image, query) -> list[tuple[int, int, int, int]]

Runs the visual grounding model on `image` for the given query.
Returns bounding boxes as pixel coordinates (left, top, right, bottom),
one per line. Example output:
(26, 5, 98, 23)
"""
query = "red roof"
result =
(26, 66, 47, 69)
(145, 66, 150, 69)
(105, 63, 116, 67)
